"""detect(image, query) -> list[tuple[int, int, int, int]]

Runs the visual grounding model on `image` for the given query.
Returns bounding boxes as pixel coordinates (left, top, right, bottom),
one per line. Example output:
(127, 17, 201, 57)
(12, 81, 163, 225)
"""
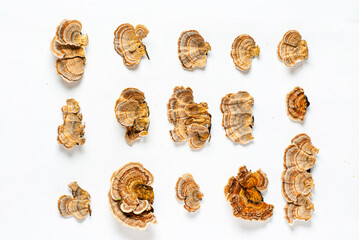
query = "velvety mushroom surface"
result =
(176, 173, 203, 213)
(277, 30, 308, 67)
(230, 35, 260, 70)
(286, 86, 310, 122)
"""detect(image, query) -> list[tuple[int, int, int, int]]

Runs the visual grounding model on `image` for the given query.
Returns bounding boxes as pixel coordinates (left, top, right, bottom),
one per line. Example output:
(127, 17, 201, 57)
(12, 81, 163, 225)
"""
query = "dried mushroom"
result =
(114, 23, 150, 68)
(167, 86, 211, 149)
(114, 88, 149, 145)
(178, 30, 211, 70)
(231, 35, 260, 71)
(58, 182, 91, 220)
(108, 162, 156, 230)
(220, 91, 254, 144)
(286, 87, 310, 122)
(58, 99, 85, 149)
(282, 133, 319, 224)
(224, 166, 274, 221)
(51, 20, 87, 82)
(278, 30, 308, 67)
(176, 173, 203, 213)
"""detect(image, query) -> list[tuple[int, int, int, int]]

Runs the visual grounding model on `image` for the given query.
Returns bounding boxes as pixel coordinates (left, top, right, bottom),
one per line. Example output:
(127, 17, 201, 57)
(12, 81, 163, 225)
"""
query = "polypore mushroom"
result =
(230, 34, 260, 70)
(277, 30, 308, 67)
(286, 86, 310, 122)
(175, 174, 203, 212)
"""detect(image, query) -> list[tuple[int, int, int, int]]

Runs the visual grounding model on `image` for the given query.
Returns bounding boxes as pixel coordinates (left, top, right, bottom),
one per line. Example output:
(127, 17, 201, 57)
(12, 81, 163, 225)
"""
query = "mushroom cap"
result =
(220, 92, 254, 144)
(51, 37, 85, 59)
(57, 99, 85, 149)
(284, 144, 316, 171)
(114, 23, 149, 68)
(277, 30, 308, 67)
(175, 173, 203, 213)
(284, 198, 314, 224)
(68, 181, 91, 200)
(58, 195, 73, 217)
(282, 167, 314, 203)
(178, 30, 211, 70)
(291, 133, 319, 155)
(56, 19, 88, 47)
(56, 57, 85, 82)
(167, 86, 211, 149)
(224, 166, 274, 221)
(114, 88, 149, 145)
(67, 199, 91, 220)
(231, 34, 260, 71)
(286, 86, 310, 122)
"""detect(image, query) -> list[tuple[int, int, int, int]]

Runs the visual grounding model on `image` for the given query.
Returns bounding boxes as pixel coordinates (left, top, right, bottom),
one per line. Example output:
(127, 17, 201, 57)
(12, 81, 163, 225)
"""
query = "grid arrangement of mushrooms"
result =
(53, 20, 318, 228)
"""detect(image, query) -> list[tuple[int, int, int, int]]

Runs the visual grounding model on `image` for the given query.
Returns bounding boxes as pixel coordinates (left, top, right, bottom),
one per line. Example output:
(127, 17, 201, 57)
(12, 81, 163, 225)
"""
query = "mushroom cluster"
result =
(175, 173, 203, 213)
(167, 86, 212, 149)
(108, 162, 156, 230)
(220, 91, 254, 144)
(58, 99, 85, 149)
(282, 133, 319, 224)
(278, 30, 308, 67)
(178, 30, 211, 70)
(224, 166, 274, 221)
(58, 182, 91, 220)
(231, 35, 260, 71)
(114, 23, 150, 68)
(50, 20, 87, 82)
(286, 86, 310, 122)
(114, 88, 150, 145)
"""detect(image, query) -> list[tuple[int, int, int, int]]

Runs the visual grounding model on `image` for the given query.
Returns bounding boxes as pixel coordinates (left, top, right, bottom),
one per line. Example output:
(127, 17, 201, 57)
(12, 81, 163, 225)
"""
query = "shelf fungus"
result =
(58, 99, 85, 149)
(58, 182, 91, 220)
(220, 91, 254, 144)
(167, 86, 211, 149)
(224, 166, 274, 221)
(277, 30, 308, 67)
(114, 24, 150, 68)
(230, 35, 260, 71)
(286, 87, 310, 122)
(282, 133, 319, 224)
(108, 162, 156, 230)
(178, 30, 211, 70)
(51, 20, 87, 82)
(176, 173, 203, 213)
(114, 88, 149, 145)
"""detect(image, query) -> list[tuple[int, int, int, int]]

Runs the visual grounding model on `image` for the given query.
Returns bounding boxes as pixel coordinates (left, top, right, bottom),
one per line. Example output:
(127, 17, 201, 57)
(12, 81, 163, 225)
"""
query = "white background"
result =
(0, 0, 358, 239)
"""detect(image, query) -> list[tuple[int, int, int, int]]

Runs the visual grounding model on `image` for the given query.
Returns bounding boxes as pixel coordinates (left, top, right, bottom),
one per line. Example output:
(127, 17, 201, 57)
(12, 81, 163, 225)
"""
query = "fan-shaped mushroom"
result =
(176, 174, 203, 213)
(114, 88, 149, 145)
(51, 20, 87, 82)
(58, 99, 85, 149)
(282, 134, 318, 224)
(224, 166, 274, 221)
(58, 182, 91, 220)
(277, 30, 308, 67)
(178, 30, 211, 70)
(114, 23, 150, 68)
(231, 35, 260, 71)
(286, 87, 310, 122)
(167, 86, 211, 149)
(108, 162, 156, 230)
(220, 91, 254, 144)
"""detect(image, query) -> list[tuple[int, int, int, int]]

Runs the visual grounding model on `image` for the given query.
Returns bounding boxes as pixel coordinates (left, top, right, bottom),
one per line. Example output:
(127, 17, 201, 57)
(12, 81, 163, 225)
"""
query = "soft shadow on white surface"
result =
(111, 219, 155, 240)
(288, 61, 307, 74)
(58, 144, 85, 157)
(235, 217, 272, 230)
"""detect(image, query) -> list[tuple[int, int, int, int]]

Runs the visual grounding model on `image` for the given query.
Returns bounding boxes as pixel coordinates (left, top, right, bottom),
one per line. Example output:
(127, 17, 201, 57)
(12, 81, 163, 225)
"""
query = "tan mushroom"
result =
(224, 166, 274, 221)
(176, 174, 203, 213)
(286, 87, 310, 122)
(56, 57, 86, 82)
(114, 23, 150, 68)
(278, 30, 308, 67)
(56, 19, 88, 47)
(282, 168, 314, 203)
(220, 91, 254, 144)
(114, 88, 150, 145)
(57, 99, 85, 149)
(284, 144, 316, 171)
(167, 86, 211, 149)
(284, 196, 314, 224)
(291, 133, 319, 155)
(231, 35, 260, 70)
(178, 30, 211, 70)
(108, 162, 156, 230)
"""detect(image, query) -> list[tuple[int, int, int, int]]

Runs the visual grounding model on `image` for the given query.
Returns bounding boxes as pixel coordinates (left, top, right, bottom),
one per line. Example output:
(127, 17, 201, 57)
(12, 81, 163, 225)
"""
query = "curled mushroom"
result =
(176, 174, 203, 213)
(56, 20, 88, 47)
(282, 134, 318, 224)
(114, 88, 150, 145)
(56, 57, 86, 82)
(178, 30, 211, 70)
(224, 166, 274, 221)
(58, 182, 91, 220)
(231, 35, 260, 70)
(114, 23, 150, 68)
(220, 91, 254, 144)
(58, 99, 85, 149)
(277, 30, 308, 67)
(167, 86, 211, 149)
(286, 87, 310, 122)
(108, 162, 156, 230)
